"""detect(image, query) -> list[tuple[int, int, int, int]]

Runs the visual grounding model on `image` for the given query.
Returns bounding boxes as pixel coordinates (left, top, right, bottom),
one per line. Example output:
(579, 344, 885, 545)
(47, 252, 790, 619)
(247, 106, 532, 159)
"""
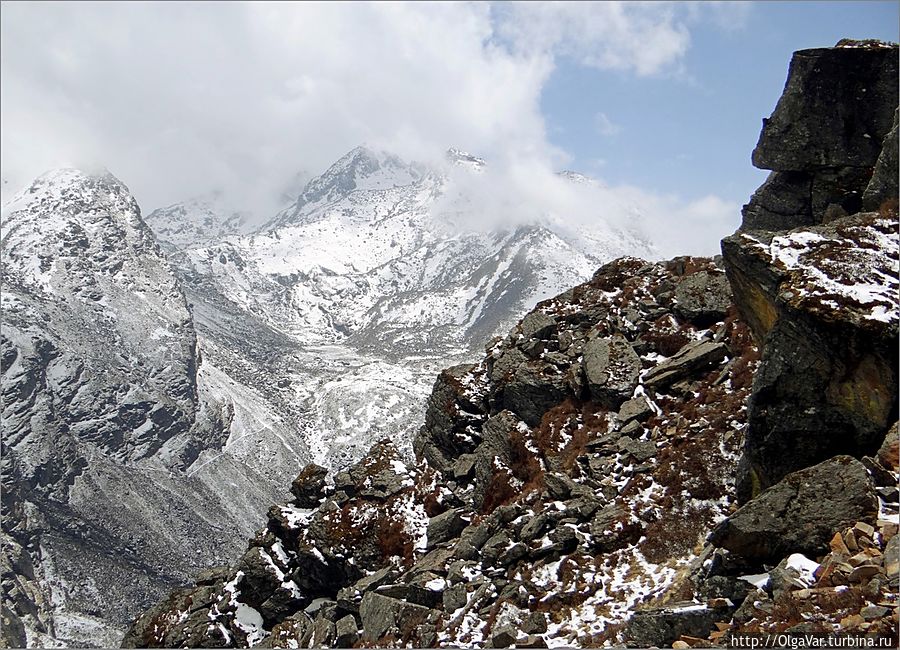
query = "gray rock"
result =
(643, 341, 728, 390)
(673, 271, 732, 325)
(752, 43, 898, 171)
(617, 395, 653, 425)
(427, 508, 468, 549)
(583, 333, 641, 408)
(359, 592, 434, 641)
(626, 601, 733, 648)
(290, 463, 328, 507)
(722, 214, 898, 499)
(520, 311, 557, 341)
(709, 455, 877, 560)
(334, 614, 359, 647)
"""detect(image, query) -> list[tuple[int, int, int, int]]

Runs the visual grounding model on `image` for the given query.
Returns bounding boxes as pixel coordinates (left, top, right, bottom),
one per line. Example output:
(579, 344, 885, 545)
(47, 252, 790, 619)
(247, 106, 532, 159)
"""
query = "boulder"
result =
(501, 360, 571, 426)
(426, 508, 468, 549)
(617, 395, 653, 425)
(673, 270, 732, 325)
(290, 463, 328, 507)
(358, 592, 434, 641)
(709, 456, 877, 560)
(583, 333, 641, 408)
(626, 602, 733, 648)
(752, 42, 898, 171)
(643, 341, 728, 390)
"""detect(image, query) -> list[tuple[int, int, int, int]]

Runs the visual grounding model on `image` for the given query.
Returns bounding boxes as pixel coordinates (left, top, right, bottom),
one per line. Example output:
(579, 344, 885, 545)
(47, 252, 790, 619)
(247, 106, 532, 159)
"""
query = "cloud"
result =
(595, 112, 623, 137)
(1, 1, 739, 254)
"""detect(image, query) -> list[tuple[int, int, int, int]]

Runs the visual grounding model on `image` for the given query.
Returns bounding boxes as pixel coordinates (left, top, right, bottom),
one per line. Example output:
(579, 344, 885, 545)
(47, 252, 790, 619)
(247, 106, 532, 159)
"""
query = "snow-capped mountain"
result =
(144, 192, 256, 250)
(181, 146, 652, 357)
(0, 149, 653, 647)
(0, 171, 303, 647)
(168, 145, 653, 471)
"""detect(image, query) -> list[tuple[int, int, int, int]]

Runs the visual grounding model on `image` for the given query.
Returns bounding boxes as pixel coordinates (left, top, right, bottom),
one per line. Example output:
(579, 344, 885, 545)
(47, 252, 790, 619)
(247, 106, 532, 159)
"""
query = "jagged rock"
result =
(741, 171, 815, 232)
(583, 333, 641, 407)
(863, 108, 899, 211)
(723, 214, 898, 499)
(710, 456, 877, 560)
(426, 508, 468, 549)
(414, 363, 485, 472)
(358, 592, 434, 641)
(290, 463, 328, 507)
(673, 270, 732, 325)
(520, 312, 557, 341)
(643, 341, 728, 390)
(753, 42, 898, 171)
(617, 395, 653, 425)
(334, 614, 359, 647)
(626, 602, 733, 648)
(501, 360, 571, 426)
(492, 624, 519, 648)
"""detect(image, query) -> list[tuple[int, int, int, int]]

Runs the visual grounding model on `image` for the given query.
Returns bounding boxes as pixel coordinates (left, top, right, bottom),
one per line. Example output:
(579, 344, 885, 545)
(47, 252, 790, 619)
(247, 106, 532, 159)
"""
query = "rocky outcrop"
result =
(723, 213, 898, 499)
(741, 40, 898, 231)
(126, 253, 763, 648)
(723, 41, 900, 501)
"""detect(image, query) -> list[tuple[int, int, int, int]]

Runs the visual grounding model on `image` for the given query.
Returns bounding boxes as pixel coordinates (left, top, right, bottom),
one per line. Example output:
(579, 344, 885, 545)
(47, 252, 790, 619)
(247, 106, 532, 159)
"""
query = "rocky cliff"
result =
(121, 40, 898, 648)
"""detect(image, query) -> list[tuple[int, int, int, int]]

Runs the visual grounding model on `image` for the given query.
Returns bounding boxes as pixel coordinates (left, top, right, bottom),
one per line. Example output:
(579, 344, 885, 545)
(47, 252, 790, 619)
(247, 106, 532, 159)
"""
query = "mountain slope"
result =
(0, 171, 296, 647)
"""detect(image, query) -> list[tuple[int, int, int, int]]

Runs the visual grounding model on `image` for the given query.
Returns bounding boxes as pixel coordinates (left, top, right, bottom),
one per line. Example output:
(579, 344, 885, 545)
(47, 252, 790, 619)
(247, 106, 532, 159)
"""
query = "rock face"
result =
(723, 40, 900, 501)
(0, 171, 289, 647)
(709, 456, 878, 560)
(742, 40, 898, 231)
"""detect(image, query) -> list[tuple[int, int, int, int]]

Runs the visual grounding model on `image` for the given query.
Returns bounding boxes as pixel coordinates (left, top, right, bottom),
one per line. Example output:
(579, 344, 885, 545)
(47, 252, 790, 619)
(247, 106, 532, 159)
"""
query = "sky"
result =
(1, 1, 898, 256)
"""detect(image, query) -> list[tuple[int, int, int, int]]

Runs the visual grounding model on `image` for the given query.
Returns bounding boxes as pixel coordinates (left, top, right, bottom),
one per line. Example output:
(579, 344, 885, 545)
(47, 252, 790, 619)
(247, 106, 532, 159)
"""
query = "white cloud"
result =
(1, 1, 740, 255)
(595, 112, 623, 137)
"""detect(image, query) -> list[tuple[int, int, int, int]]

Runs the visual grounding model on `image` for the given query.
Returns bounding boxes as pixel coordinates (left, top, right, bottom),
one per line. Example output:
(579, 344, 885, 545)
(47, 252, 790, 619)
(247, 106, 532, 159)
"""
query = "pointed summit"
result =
(268, 145, 426, 229)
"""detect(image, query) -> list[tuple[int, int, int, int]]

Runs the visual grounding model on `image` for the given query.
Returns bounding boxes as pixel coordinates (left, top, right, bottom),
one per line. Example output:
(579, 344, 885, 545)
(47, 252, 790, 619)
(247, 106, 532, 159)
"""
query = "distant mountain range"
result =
(2, 146, 652, 646)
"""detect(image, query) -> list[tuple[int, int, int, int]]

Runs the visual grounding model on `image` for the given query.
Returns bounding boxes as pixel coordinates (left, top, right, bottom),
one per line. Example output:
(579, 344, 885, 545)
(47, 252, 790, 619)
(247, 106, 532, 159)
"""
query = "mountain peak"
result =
(446, 147, 486, 169)
(1, 167, 138, 226)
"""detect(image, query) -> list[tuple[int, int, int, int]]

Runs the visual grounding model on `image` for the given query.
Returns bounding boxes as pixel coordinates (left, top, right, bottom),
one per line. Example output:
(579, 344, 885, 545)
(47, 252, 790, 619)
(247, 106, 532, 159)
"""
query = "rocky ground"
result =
(121, 40, 899, 649)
